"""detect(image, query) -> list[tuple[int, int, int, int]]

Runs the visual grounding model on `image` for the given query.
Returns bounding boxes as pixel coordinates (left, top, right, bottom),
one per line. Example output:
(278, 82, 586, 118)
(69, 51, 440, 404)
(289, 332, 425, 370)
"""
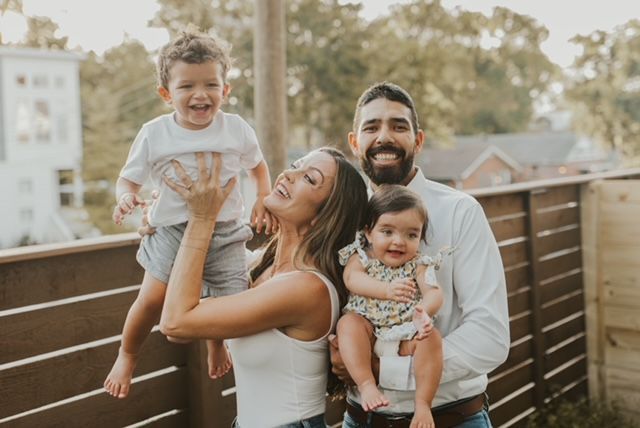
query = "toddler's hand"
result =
(251, 197, 278, 234)
(386, 278, 416, 303)
(113, 192, 146, 225)
(413, 306, 433, 340)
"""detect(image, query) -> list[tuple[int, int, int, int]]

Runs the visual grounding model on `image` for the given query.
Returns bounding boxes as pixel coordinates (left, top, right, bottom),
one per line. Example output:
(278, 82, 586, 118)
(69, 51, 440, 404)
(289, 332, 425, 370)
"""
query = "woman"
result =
(159, 148, 367, 427)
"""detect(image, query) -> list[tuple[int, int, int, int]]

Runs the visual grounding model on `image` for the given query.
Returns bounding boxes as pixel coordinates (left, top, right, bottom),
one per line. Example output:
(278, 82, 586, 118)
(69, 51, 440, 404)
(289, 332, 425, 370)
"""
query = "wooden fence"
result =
(582, 180, 640, 422)
(1, 170, 639, 427)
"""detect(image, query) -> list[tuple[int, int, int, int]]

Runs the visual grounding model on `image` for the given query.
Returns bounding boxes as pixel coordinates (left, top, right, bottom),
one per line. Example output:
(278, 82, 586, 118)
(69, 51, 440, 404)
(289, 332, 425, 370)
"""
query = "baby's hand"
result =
(413, 306, 434, 340)
(113, 192, 146, 225)
(385, 278, 416, 303)
(251, 196, 278, 234)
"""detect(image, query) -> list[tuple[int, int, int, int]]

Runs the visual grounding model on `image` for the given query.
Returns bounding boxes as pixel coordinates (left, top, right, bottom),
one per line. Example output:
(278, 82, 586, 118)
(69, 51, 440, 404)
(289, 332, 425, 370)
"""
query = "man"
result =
(330, 82, 510, 427)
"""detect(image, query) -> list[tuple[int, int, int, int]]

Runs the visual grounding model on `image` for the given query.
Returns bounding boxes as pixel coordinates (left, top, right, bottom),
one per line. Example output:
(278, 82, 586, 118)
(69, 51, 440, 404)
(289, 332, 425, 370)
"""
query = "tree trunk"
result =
(253, 0, 287, 180)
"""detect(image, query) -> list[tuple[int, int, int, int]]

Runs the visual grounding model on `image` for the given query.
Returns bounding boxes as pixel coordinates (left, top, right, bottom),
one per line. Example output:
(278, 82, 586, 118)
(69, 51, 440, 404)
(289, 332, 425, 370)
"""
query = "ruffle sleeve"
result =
(338, 230, 369, 266)
(417, 246, 456, 288)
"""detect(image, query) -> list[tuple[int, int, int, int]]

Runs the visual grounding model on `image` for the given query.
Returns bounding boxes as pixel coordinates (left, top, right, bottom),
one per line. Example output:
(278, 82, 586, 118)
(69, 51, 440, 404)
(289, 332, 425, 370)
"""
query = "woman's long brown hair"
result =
(249, 147, 367, 308)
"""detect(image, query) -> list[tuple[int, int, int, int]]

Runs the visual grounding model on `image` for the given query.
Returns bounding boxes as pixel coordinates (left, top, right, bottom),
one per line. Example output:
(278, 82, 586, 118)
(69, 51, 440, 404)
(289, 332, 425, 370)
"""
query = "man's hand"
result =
(328, 334, 355, 385)
(413, 306, 434, 340)
(385, 278, 416, 303)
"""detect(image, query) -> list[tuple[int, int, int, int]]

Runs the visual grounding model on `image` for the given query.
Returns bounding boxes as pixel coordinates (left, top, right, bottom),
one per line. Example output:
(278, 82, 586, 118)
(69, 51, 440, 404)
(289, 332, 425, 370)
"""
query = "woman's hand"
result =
(163, 152, 236, 223)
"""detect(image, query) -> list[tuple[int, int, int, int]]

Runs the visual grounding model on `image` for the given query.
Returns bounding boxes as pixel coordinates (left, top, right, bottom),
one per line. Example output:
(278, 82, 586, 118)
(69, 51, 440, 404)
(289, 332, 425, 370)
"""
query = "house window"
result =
(16, 99, 30, 143)
(56, 113, 68, 142)
(20, 208, 34, 223)
(16, 74, 27, 86)
(58, 170, 75, 207)
(33, 74, 48, 88)
(18, 179, 33, 194)
(35, 100, 51, 142)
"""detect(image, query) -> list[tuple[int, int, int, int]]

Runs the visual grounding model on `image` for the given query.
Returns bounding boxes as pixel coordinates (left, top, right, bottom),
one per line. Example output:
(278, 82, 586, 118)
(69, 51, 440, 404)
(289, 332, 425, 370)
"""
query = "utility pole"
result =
(253, 0, 287, 180)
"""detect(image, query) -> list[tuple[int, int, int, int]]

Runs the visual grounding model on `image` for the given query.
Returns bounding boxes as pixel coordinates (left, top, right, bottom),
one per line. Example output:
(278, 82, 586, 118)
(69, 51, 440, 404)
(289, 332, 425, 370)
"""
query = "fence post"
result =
(187, 341, 219, 427)
(526, 189, 546, 409)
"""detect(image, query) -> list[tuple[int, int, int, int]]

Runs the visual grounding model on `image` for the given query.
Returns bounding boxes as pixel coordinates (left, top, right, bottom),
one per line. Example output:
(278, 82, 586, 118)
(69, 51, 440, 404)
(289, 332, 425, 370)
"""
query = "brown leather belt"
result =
(345, 393, 486, 428)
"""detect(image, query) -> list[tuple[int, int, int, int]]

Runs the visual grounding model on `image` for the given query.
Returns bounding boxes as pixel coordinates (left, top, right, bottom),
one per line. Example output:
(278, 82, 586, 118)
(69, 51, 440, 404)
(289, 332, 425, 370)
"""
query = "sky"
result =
(1, 0, 639, 68)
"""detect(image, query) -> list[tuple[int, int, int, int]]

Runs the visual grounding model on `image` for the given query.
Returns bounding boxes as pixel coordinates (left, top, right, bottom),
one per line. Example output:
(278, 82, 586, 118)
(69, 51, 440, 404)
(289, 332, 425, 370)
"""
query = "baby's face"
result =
(159, 60, 229, 130)
(365, 208, 424, 267)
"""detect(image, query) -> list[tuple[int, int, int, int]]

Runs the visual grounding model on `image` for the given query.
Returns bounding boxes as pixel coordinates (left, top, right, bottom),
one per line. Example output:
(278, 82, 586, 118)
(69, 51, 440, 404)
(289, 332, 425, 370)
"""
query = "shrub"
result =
(525, 396, 636, 428)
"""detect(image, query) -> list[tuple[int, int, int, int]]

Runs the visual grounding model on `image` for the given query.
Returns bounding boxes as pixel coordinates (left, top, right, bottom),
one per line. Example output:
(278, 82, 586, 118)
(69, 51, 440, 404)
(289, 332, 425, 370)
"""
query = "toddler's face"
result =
(159, 60, 229, 130)
(365, 208, 424, 267)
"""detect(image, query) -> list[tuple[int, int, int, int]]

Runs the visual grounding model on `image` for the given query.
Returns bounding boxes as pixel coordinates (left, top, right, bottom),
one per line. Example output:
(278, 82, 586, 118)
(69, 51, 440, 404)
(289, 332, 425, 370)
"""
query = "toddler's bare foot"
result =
(207, 340, 232, 380)
(410, 402, 435, 428)
(104, 348, 138, 398)
(357, 380, 389, 411)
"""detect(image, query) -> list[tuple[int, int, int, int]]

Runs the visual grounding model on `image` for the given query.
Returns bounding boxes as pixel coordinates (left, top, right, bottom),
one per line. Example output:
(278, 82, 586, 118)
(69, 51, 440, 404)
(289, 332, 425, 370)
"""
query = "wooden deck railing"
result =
(2, 169, 639, 427)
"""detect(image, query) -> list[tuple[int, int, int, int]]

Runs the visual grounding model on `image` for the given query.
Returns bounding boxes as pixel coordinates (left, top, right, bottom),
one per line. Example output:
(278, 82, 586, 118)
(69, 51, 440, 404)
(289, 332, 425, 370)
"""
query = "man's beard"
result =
(361, 145, 414, 185)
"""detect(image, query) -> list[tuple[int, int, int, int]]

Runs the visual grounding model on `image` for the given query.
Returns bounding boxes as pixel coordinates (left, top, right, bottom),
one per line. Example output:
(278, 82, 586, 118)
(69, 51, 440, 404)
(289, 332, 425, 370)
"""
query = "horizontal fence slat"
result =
(0, 245, 143, 310)
(1, 289, 138, 364)
(490, 386, 535, 427)
(479, 193, 526, 219)
(545, 334, 586, 374)
(505, 265, 529, 294)
(492, 337, 533, 376)
(0, 332, 186, 419)
(143, 410, 189, 428)
(540, 271, 582, 304)
(536, 225, 581, 257)
(544, 314, 585, 349)
(500, 241, 528, 269)
(508, 287, 531, 317)
(541, 292, 584, 328)
(538, 250, 582, 282)
(510, 314, 532, 343)
(544, 356, 587, 393)
(488, 361, 534, 403)
(533, 186, 579, 209)
(534, 206, 580, 234)
(491, 217, 527, 243)
(5, 367, 188, 428)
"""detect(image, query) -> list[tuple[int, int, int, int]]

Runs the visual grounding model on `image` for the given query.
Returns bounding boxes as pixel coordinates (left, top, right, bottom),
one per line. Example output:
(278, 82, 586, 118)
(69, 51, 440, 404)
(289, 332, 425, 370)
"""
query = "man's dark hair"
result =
(353, 81, 420, 134)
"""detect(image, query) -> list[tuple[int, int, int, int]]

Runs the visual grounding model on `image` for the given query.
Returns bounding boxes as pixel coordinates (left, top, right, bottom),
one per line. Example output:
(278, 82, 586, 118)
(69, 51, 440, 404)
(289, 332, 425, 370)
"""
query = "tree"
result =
(567, 20, 640, 164)
(0, 0, 22, 44)
(286, 0, 370, 152)
(80, 40, 167, 233)
(148, 0, 255, 116)
(363, 0, 557, 143)
(21, 15, 68, 49)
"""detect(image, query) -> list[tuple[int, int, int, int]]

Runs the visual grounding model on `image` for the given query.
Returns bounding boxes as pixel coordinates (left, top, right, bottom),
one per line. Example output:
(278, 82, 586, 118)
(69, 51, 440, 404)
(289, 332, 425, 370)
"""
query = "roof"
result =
(454, 131, 609, 166)
(0, 46, 85, 61)
(418, 144, 522, 180)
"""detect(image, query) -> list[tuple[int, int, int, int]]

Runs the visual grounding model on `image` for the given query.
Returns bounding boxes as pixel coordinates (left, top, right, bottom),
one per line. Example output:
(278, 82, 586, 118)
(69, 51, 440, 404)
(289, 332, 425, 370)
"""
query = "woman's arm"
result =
(343, 255, 416, 303)
(161, 270, 332, 341)
(158, 152, 331, 341)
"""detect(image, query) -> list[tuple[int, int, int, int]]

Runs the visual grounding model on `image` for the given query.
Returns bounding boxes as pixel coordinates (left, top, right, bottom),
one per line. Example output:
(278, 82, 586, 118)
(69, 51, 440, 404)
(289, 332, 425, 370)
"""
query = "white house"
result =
(0, 47, 85, 248)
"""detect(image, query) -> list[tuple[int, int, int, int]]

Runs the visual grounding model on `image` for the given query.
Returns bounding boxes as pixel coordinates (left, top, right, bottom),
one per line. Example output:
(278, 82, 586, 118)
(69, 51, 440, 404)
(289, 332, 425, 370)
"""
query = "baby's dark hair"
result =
(156, 30, 232, 89)
(363, 185, 428, 242)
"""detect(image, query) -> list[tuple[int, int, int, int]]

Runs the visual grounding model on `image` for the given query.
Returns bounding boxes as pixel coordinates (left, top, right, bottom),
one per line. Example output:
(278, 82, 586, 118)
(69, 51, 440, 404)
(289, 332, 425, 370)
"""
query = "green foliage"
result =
(22, 15, 68, 49)
(80, 40, 167, 232)
(366, 1, 557, 141)
(567, 19, 640, 165)
(525, 397, 636, 428)
(286, 0, 370, 152)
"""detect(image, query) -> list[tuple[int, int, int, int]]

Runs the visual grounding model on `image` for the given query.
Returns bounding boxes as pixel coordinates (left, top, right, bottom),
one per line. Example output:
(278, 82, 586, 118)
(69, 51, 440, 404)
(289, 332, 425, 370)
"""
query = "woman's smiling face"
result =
(264, 151, 337, 228)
